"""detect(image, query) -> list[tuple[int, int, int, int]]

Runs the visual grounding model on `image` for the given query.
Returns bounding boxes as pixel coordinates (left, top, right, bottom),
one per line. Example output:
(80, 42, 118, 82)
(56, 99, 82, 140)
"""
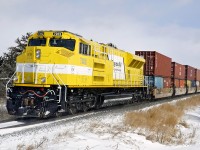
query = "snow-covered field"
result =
(0, 102, 200, 150)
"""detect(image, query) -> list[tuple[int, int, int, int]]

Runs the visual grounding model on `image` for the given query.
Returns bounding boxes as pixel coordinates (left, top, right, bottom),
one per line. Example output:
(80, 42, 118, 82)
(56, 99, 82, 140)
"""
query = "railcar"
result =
(135, 51, 200, 99)
(6, 30, 147, 118)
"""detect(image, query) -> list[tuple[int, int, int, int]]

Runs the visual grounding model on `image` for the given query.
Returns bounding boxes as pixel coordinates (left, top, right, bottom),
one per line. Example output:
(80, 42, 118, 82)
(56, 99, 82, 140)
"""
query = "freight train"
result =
(6, 30, 200, 118)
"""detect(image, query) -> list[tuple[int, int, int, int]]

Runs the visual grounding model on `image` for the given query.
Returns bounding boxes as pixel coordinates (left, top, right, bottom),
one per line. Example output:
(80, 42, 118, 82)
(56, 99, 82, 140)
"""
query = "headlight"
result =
(36, 49, 41, 59)
(41, 77, 46, 83)
(13, 76, 18, 81)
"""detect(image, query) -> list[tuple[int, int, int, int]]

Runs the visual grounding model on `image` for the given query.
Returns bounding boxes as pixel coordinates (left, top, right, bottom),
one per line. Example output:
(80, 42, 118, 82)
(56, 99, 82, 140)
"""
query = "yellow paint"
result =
(15, 30, 145, 88)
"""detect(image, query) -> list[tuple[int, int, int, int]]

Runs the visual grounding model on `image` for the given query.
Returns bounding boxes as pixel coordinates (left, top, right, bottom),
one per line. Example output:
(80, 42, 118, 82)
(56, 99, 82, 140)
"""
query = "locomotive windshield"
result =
(28, 38, 46, 46)
(49, 38, 75, 51)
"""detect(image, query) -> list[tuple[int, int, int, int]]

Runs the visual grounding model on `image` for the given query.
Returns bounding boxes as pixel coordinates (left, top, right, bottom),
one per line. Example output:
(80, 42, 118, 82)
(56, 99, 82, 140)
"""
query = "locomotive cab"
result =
(14, 31, 78, 85)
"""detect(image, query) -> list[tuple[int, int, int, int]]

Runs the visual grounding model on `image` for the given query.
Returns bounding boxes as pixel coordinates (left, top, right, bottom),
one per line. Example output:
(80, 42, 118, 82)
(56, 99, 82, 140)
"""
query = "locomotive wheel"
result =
(55, 111, 62, 117)
(76, 102, 82, 112)
(82, 103, 89, 112)
(94, 95, 101, 109)
(39, 107, 45, 118)
(69, 104, 77, 115)
(94, 95, 104, 109)
(128, 99, 132, 104)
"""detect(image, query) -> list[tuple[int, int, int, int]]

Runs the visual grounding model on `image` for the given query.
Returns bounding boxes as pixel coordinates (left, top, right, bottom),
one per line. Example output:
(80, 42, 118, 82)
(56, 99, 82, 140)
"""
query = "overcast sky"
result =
(1, 0, 200, 68)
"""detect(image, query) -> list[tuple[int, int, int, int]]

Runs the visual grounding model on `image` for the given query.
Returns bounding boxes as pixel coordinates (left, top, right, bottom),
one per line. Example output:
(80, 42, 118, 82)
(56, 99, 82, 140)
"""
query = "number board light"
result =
(37, 31, 44, 37)
(53, 32, 62, 37)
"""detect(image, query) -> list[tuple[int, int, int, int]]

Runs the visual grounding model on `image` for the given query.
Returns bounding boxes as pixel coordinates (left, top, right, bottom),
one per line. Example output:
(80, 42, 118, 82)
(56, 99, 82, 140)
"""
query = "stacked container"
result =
(171, 62, 185, 88)
(163, 77, 171, 88)
(135, 51, 173, 98)
(135, 51, 171, 89)
(195, 69, 200, 92)
(185, 65, 196, 93)
(135, 50, 200, 97)
(135, 51, 172, 89)
(144, 76, 163, 88)
(185, 65, 196, 86)
(171, 62, 186, 95)
(135, 51, 171, 77)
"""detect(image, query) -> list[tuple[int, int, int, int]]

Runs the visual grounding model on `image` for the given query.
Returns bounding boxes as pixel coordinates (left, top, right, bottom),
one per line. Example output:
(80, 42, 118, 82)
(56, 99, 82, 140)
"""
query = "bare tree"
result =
(0, 32, 31, 96)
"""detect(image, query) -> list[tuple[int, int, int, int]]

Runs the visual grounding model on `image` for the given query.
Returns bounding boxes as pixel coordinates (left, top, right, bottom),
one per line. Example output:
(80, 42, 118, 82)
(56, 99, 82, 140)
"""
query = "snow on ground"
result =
(0, 104, 200, 150)
(0, 121, 25, 129)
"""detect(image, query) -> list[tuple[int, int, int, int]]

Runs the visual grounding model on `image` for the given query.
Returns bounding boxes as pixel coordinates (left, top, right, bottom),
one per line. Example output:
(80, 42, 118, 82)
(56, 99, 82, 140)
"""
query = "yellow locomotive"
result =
(6, 30, 146, 117)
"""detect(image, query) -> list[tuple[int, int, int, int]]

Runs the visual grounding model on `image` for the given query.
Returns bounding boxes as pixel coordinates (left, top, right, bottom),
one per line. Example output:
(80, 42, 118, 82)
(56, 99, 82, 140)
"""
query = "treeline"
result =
(0, 33, 31, 97)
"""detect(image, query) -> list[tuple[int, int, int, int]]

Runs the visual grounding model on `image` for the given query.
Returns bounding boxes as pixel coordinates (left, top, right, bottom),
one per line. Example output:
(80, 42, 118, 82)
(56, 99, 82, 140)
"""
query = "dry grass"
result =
(17, 136, 48, 150)
(176, 96, 200, 110)
(88, 121, 128, 138)
(57, 130, 74, 139)
(125, 103, 183, 130)
(124, 95, 200, 145)
(17, 144, 34, 150)
(179, 120, 189, 128)
(17, 144, 25, 150)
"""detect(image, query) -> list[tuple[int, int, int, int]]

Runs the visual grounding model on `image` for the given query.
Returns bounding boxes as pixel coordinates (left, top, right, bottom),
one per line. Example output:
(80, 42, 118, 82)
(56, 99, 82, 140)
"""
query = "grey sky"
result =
(1, 0, 200, 68)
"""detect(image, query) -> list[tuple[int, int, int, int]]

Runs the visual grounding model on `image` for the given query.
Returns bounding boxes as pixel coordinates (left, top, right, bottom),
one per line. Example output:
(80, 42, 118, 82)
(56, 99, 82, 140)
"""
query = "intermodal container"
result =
(171, 79, 185, 88)
(163, 77, 171, 88)
(180, 79, 185, 88)
(171, 78, 179, 87)
(185, 65, 196, 80)
(196, 81, 200, 87)
(196, 69, 200, 81)
(171, 62, 185, 79)
(145, 76, 163, 89)
(135, 51, 172, 77)
(191, 80, 196, 87)
(187, 80, 191, 88)
(174, 79, 180, 87)
(155, 76, 164, 88)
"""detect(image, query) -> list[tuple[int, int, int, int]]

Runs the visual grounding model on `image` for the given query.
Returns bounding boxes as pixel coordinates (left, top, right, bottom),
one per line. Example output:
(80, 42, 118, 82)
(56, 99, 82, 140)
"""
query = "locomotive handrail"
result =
(21, 63, 33, 83)
(22, 63, 25, 83)
(51, 65, 62, 103)
(113, 73, 144, 87)
(51, 65, 67, 103)
(94, 49, 107, 60)
(53, 71, 67, 103)
(35, 63, 38, 84)
(6, 68, 17, 99)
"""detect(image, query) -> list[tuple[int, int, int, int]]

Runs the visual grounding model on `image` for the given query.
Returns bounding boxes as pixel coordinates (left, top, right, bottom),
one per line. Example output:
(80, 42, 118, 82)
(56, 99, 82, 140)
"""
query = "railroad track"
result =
(0, 94, 197, 131)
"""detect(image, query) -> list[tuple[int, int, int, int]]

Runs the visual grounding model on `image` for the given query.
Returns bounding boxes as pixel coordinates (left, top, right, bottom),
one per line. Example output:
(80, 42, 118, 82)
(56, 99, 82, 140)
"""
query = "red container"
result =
(196, 69, 200, 81)
(175, 79, 180, 87)
(171, 79, 185, 88)
(180, 79, 185, 88)
(163, 77, 171, 88)
(185, 65, 196, 80)
(135, 51, 172, 77)
(171, 62, 185, 79)
(171, 78, 180, 87)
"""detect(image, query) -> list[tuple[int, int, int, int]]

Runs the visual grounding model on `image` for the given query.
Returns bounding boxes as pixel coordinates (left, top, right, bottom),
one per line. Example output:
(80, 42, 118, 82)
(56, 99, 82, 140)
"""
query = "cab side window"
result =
(79, 43, 91, 55)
